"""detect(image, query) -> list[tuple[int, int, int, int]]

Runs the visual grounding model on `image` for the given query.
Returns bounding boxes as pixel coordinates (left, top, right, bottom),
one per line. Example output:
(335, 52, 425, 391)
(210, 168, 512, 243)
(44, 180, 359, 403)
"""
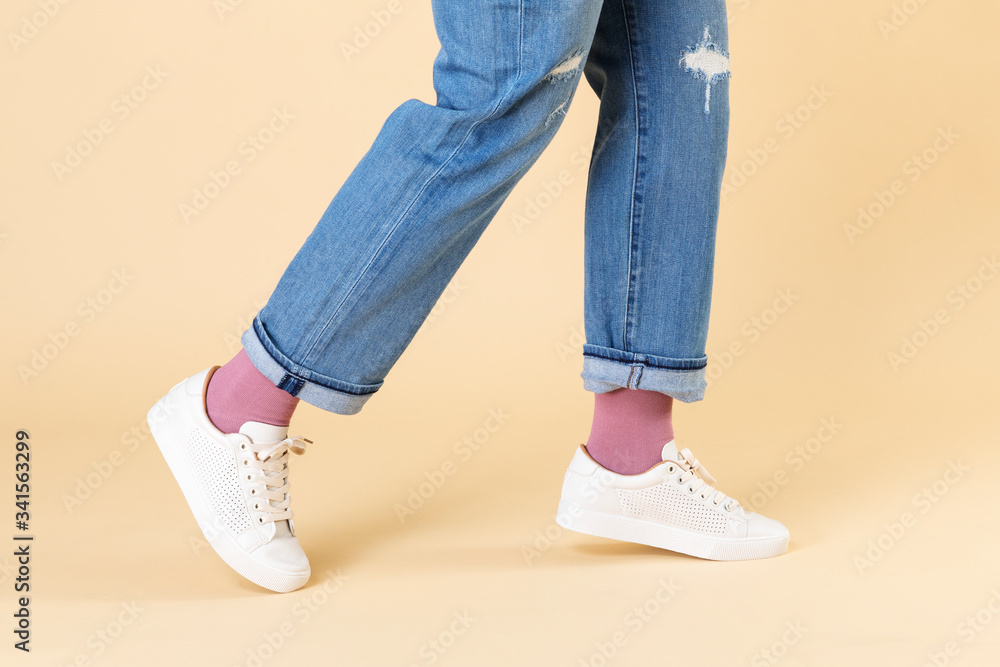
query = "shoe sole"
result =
(556, 500, 789, 561)
(148, 396, 310, 593)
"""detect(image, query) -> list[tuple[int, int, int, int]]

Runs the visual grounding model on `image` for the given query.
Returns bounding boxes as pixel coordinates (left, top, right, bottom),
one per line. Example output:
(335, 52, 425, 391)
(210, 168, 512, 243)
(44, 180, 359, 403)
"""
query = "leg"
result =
(581, 0, 730, 402)
(148, 0, 607, 592)
(582, 0, 730, 473)
(239, 0, 606, 415)
(558, 1, 788, 559)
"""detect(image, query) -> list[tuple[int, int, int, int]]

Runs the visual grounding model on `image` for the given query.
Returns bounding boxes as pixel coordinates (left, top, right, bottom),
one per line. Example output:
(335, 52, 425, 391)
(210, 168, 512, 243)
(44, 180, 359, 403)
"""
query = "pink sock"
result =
(584, 388, 674, 475)
(206, 349, 300, 434)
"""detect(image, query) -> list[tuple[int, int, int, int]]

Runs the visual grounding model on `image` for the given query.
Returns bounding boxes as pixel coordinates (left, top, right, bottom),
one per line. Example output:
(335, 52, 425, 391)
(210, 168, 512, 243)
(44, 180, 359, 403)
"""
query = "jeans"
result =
(241, 0, 731, 415)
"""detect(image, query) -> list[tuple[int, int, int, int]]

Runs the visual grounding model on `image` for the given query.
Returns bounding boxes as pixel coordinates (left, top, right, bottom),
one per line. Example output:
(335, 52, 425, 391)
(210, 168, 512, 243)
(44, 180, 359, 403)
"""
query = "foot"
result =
(147, 367, 312, 592)
(556, 440, 789, 560)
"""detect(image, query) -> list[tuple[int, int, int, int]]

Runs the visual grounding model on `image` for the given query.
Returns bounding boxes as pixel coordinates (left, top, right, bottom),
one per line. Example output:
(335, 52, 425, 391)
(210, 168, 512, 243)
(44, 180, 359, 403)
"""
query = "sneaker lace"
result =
(241, 436, 311, 523)
(676, 447, 739, 512)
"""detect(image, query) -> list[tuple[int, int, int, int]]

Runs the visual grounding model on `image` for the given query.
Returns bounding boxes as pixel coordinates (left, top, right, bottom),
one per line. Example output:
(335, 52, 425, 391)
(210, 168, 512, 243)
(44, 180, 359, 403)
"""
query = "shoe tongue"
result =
(660, 439, 681, 462)
(238, 421, 289, 444)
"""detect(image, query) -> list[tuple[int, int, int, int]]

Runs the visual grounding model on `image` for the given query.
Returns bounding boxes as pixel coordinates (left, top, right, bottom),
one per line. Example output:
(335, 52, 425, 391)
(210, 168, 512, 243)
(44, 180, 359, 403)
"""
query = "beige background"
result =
(3, 1, 999, 665)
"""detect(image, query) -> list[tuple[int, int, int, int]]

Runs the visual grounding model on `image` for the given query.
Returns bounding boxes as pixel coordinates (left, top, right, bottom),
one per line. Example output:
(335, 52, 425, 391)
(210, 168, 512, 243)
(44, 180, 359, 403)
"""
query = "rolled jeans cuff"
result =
(241, 317, 380, 415)
(580, 343, 707, 403)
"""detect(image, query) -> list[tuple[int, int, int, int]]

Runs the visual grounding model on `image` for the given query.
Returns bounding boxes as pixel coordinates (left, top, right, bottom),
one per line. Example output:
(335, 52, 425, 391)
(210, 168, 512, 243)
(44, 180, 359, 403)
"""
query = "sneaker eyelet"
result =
(246, 474, 252, 481)
(240, 443, 247, 450)
(254, 503, 259, 510)
(257, 517, 264, 524)
(667, 465, 675, 473)
(250, 488, 256, 495)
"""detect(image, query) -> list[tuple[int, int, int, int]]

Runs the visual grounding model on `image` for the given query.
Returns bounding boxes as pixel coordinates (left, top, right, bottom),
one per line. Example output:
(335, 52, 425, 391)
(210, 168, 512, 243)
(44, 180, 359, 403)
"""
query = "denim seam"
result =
(296, 2, 527, 366)
(584, 354, 707, 374)
(584, 352, 707, 372)
(619, 0, 641, 354)
(276, 373, 305, 397)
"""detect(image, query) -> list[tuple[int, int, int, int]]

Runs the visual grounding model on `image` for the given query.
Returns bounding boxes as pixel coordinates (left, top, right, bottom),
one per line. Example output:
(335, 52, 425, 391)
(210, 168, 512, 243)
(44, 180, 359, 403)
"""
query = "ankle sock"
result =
(206, 349, 299, 434)
(584, 388, 674, 475)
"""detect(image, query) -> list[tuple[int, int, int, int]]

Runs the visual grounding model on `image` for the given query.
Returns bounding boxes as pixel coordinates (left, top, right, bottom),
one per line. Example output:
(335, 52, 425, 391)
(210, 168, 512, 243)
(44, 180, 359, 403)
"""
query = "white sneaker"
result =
(147, 367, 312, 592)
(556, 440, 789, 561)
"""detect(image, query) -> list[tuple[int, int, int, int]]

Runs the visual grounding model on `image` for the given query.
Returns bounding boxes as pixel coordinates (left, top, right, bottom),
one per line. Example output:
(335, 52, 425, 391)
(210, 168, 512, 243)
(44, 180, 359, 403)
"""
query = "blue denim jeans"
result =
(242, 0, 731, 415)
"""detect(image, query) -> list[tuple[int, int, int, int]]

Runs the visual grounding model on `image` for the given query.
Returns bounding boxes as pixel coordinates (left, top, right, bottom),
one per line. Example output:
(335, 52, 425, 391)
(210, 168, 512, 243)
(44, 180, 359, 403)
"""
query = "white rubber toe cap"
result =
(744, 511, 790, 541)
(253, 538, 310, 576)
